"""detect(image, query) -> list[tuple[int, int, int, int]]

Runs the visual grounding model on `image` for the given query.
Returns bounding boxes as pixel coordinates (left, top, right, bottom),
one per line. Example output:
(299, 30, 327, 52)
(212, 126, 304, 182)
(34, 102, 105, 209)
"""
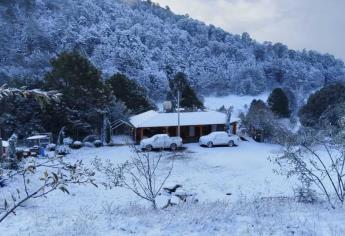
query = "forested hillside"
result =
(1, 0, 344, 100)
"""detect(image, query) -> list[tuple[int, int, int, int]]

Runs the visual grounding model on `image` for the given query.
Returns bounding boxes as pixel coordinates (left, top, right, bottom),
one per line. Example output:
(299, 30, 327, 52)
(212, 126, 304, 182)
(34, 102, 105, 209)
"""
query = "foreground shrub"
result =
(83, 142, 94, 148)
(82, 135, 99, 143)
(46, 143, 57, 151)
(93, 140, 103, 148)
(71, 141, 83, 149)
(273, 130, 345, 207)
(63, 137, 73, 146)
(55, 145, 71, 156)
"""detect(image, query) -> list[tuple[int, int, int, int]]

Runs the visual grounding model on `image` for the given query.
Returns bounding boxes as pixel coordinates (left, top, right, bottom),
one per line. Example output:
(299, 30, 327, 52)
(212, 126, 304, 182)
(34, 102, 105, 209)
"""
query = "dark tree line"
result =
(242, 83, 345, 143)
(167, 72, 204, 111)
(0, 52, 155, 140)
(0, 51, 203, 141)
(299, 83, 345, 129)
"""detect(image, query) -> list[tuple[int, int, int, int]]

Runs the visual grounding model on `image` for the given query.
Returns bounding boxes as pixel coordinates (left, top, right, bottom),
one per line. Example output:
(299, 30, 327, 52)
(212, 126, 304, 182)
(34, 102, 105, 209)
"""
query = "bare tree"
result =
(0, 155, 97, 223)
(93, 146, 174, 209)
(273, 131, 345, 207)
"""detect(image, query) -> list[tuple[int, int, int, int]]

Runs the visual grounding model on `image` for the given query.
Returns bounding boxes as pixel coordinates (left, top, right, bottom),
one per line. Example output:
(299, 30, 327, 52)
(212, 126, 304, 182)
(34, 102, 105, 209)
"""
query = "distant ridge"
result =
(0, 0, 344, 100)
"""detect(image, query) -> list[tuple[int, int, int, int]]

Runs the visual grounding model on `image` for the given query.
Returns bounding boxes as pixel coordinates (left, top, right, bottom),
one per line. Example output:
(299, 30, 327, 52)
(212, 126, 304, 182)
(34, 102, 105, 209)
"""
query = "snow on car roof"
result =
(130, 110, 239, 128)
(2, 140, 9, 148)
(207, 131, 227, 136)
(26, 135, 49, 140)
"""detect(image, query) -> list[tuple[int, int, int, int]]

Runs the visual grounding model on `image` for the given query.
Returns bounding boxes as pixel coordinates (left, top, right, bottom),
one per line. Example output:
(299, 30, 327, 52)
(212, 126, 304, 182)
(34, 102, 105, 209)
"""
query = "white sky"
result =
(153, 0, 345, 61)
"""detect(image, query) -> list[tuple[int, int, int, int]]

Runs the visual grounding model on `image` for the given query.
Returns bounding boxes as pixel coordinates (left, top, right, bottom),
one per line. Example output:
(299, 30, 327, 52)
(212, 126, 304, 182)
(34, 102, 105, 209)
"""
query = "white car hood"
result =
(140, 138, 153, 145)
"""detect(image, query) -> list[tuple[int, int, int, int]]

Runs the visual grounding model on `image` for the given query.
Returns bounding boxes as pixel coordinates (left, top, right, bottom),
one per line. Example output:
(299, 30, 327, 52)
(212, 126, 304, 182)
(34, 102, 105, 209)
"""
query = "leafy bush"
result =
(93, 140, 103, 148)
(294, 186, 318, 204)
(83, 142, 94, 148)
(71, 141, 83, 149)
(267, 88, 290, 118)
(82, 135, 99, 143)
(46, 143, 57, 151)
(63, 137, 73, 146)
(55, 145, 71, 156)
(299, 84, 345, 127)
(242, 99, 291, 143)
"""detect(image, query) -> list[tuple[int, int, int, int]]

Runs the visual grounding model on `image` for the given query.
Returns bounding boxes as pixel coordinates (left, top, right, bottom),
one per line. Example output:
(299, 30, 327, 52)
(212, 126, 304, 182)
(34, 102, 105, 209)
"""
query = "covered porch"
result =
(133, 122, 237, 144)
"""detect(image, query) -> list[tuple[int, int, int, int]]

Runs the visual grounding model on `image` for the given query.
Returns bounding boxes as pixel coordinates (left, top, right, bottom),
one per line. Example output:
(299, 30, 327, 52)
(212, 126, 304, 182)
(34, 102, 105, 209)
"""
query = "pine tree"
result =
(8, 133, 18, 169)
(103, 117, 112, 145)
(106, 73, 156, 114)
(299, 83, 345, 127)
(57, 127, 65, 146)
(243, 100, 276, 142)
(226, 106, 234, 135)
(44, 51, 112, 137)
(267, 88, 290, 118)
(0, 95, 45, 139)
(169, 72, 204, 111)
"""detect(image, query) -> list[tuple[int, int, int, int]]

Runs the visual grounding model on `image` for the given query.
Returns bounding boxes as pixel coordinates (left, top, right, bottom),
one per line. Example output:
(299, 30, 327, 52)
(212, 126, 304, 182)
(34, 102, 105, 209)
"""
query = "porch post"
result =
(134, 128, 137, 144)
(232, 122, 237, 135)
(140, 128, 144, 141)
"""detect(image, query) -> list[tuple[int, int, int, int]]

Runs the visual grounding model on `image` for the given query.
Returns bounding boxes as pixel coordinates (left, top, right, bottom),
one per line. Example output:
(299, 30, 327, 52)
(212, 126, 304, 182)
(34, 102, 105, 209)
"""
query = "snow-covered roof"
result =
(2, 140, 9, 148)
(130, 110, 239, 128)
(27, 135, 49, 140)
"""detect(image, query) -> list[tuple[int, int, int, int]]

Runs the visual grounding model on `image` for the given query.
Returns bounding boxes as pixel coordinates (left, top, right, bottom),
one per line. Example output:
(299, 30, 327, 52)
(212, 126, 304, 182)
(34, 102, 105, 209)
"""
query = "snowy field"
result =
(203, 93, 269, 113)
(1, 140, 345, 235)
(158, 93, 269, 118)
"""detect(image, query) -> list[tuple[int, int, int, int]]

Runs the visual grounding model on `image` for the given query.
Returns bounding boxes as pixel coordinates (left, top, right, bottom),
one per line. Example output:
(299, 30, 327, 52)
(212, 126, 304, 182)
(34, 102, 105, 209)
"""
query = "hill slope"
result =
(1, 0, 344, 100)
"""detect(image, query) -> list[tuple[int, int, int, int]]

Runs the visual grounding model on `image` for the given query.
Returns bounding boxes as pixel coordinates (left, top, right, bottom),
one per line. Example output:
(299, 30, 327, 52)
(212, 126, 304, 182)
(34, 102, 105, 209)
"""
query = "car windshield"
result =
(209, 132, 223, 137)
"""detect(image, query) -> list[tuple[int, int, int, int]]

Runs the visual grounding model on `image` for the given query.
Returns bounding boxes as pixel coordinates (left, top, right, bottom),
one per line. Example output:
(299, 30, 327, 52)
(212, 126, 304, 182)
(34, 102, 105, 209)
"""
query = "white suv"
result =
(199, 131, 239, 148)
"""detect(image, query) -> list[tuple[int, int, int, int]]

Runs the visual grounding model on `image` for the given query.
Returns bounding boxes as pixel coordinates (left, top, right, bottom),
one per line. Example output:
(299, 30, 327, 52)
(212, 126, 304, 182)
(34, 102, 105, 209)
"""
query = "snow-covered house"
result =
(129, 110, 239, 143)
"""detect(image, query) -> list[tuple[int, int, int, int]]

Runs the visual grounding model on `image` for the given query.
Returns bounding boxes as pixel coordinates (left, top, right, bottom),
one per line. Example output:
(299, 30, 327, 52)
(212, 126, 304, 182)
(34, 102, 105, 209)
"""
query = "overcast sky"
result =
(153, 0, 345, 61)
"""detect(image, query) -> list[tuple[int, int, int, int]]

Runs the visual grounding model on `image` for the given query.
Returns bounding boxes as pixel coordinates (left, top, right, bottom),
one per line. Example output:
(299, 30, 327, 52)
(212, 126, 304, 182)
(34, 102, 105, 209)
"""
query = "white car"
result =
(199, 131, 240, 148)
(140, 134, 183, 151)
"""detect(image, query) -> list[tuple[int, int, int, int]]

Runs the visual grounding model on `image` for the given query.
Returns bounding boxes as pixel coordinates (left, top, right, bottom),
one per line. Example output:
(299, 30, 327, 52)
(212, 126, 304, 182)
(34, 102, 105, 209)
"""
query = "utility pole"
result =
(226, 106, 233, 136)
(177, 90, 181, 137)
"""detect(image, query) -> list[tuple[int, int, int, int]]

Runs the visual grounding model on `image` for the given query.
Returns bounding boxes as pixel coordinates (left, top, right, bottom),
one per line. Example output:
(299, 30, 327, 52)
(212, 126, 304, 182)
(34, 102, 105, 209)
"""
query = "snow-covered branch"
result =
(0, 84, 61, 104)
(0, 156, 97, 224)
(93, 146, 174, 209)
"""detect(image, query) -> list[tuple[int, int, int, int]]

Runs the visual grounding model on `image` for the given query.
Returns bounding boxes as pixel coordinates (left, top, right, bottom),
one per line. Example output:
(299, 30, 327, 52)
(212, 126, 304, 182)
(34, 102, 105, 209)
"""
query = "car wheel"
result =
(145, 145, 153, 151)
(207, 142, 213, 148)
(170, 143, 177, 151)
(228, 140, 235, 147)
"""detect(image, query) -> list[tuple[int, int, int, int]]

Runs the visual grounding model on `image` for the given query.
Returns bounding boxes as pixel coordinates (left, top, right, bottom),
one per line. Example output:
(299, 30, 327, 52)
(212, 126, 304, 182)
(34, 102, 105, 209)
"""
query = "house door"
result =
(195, 126, 201, 138)
(168, 127, 177, 137)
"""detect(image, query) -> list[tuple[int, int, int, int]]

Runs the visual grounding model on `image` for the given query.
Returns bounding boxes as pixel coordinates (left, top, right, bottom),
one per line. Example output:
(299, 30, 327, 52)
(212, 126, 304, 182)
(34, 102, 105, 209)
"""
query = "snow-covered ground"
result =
(1, 140, 344, 235)
(158, 93, 269, 119)
(1, 93, 340, 235)
(203, 93, 269, 118)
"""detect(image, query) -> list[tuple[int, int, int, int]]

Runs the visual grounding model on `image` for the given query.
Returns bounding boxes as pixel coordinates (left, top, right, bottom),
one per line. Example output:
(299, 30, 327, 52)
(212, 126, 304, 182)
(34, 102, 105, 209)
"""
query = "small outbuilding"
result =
(26, 134, 51, 148)
(129, 110, 239, 143)
(1, 140, 9, 158)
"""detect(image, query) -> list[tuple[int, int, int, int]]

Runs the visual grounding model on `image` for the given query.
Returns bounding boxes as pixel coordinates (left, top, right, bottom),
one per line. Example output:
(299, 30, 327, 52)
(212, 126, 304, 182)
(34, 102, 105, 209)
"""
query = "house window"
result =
(211, 125, 217, 132)
(189, 126, 195, 137)
(217, 125, 224, 131)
